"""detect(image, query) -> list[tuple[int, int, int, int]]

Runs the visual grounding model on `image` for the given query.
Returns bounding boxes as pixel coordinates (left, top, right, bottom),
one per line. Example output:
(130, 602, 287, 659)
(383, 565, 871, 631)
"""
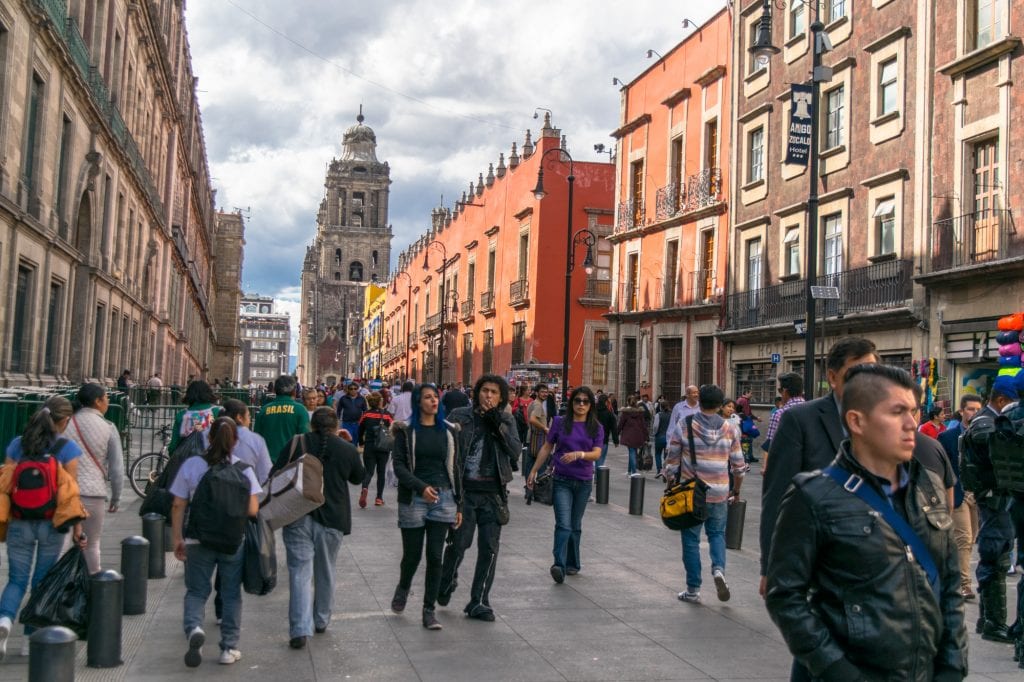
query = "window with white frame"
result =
(746, 238, 763, 308)
(784, 227, 800, 276)
(790, 2, 806, 36)
(873, 197, 896, 255)
(822, 214, 843, 276)
(878, 58, 898, 116)
(827, 0, 847, 23)
(825, 86, 845, 149)
(748, 127, 764, 183)
(973, 0, 1002, 50)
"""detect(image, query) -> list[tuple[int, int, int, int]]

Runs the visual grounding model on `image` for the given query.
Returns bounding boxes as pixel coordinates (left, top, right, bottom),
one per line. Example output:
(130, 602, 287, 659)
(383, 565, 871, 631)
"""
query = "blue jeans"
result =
(680, 501, 728, 591)
(627, 447, 638, 474)
(596, 442, 610, 468)
(654, 436, 666, 473)
(552, 476, 592, 572)
(184, 543, 244, 651)
(342, 421, 360, 443)
(0, 520, 65, 632)
(283, 515, 343, 638)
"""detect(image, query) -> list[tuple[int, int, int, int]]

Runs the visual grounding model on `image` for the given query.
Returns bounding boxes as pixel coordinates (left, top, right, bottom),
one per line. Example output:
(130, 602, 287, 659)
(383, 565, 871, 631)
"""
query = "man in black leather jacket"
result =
(437, 374, 521, 621)
(766, 365, 967, 681)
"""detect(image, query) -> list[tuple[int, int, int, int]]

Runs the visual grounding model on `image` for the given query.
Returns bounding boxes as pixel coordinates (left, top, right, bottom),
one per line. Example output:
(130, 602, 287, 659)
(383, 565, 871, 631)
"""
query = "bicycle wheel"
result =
(130, 452, 168, 498)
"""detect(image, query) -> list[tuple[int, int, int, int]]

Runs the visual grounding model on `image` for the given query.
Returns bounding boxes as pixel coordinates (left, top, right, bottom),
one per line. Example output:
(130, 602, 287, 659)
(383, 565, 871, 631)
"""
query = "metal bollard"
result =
(29, 626, 77, 682)
(163, 522, 174, 553)
(141, 514, 166, 579)
(120, 536, 149, 615)
(595, 466, 610, 504)
(628, 474, 645, 516)
(88, 570, 123, 668)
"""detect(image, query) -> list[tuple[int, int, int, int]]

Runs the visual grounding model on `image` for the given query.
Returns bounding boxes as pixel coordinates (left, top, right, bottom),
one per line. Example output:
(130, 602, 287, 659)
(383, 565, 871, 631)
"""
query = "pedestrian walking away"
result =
(765, 364, 967, 680)
(439, 374, 521, 621)
(594, 394, 619, 469)
(221, 399, 273, 486)
(390, 384, 462, 630)
(170, 417, 262, 667)
(273, 408, 364, 650)
(527, 386, 603, 584)
(66, 383, 124, 574)
(358, 392, 394, 508)
(168, 379, 223, 453)
(664, 384, 746, 604)
(257, 375, 311, 465)
(616, 395, 649, 476)
(651, 399, 671, 477)
(0, 396, 88, 660)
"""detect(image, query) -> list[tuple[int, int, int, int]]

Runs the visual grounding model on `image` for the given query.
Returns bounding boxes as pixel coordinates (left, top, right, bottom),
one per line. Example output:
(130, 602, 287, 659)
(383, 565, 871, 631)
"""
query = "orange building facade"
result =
(380, 118, 615, 390)
(605, 9, 732, 403)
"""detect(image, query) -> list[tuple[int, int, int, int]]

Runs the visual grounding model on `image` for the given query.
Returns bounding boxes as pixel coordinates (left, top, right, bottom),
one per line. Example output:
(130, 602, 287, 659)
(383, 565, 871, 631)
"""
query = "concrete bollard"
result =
(28, 626, 77, 682)
(628, 474, 645, 516)
(595, 466, 610, 504)
(120, 536, 149, 615)
(141, 514, 166, 579)
(88, 570, 123, 668)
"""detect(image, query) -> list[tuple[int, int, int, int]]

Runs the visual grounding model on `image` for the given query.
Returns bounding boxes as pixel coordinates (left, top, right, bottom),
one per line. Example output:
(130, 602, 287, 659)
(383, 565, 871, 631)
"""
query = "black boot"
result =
(422, 607, 442, 630)
(980, 579, 1014, 643)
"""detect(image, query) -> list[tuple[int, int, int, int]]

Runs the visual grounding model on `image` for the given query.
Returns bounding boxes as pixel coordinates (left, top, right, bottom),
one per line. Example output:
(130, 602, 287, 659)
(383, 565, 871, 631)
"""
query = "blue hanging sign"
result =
(786, 83, 814, 166)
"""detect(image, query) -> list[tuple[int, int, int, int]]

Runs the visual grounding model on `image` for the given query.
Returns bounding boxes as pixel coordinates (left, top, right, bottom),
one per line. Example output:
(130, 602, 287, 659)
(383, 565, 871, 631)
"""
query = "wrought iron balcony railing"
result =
(581, 278, 612, 303)
(655, 183, 684, 221)
(615, 199, 646, 234)
(408, 332, 419, 349)
(724, 259, 912, 331)
(479, 290, 495, 312)
(930, 209, 1021, 272)
(460, 299, 475, 320)
(509, 279, 529, 306)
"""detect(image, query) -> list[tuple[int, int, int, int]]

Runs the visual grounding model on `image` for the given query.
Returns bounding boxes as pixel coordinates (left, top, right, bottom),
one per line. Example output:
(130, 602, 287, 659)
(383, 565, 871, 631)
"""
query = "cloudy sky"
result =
(184, 0, 729, 345)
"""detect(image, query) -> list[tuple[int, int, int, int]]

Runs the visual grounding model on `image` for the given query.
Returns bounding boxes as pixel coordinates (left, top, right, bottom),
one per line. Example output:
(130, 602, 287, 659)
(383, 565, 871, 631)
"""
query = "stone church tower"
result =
(298, 110, 392, 385)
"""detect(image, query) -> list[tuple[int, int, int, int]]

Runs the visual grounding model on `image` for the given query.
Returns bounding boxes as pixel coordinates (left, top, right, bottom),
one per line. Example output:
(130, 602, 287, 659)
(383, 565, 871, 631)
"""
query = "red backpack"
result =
(10, 438, 67, 521)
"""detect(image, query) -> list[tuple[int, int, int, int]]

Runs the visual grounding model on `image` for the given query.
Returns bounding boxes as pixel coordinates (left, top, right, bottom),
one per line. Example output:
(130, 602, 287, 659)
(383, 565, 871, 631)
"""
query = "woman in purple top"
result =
(527, 386, 604, 584)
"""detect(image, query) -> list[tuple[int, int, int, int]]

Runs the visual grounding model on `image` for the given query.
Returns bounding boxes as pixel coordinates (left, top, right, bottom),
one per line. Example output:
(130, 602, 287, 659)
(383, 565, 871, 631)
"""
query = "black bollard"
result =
(163, 522, 174, 553)
(120, 536, 149, 615)
(28, 626, 77, 682)
(141, 514, 165, 579)
(595, 466, 610, 504)
(628, 474, 645, 516)
(88, 570, 123, 668)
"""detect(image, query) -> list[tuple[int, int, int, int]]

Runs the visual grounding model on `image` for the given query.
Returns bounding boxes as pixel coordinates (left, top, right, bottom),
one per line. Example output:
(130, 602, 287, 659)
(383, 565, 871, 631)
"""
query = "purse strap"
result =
(286, 433, 307, 466)
(72, 415, 106, 478)
(823, 465, 940, 599)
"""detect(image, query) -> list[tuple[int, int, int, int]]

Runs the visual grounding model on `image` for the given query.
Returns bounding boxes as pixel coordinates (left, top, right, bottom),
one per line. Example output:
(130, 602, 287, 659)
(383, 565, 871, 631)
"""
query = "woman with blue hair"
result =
(390, 384, 462, 630)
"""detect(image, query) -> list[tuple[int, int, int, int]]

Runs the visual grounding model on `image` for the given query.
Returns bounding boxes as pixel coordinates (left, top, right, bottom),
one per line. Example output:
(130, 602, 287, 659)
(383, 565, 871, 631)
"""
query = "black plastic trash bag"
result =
(242, 516, 277, 596)
(19, 546, 91, 638)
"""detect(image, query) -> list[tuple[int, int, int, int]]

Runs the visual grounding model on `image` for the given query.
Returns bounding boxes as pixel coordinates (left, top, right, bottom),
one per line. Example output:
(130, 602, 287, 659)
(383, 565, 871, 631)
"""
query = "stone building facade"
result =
(238, 294, 289, 386)
(297, 111, 392, 386)
(210, 210, 245, 382)
(0, 0, 234, 386)
(724, 0, 929, 403)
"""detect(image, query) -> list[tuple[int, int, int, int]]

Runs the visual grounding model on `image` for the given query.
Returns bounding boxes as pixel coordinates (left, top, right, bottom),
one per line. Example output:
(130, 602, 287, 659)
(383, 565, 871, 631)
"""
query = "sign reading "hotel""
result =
(786, 83, 814, 166)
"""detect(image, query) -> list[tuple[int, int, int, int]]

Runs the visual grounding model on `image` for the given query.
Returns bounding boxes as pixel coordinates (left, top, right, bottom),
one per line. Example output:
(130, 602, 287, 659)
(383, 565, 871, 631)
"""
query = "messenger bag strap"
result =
(71, 416, 106, 478)
(823, 465, 940, 599)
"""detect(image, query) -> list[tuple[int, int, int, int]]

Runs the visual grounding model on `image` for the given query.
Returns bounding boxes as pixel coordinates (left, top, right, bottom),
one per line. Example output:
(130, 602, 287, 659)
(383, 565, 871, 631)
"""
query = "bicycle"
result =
(130, 424, 173, 498)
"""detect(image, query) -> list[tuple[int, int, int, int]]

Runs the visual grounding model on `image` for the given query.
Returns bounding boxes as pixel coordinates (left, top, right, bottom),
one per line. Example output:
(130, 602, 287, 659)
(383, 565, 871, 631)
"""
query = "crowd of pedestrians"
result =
(4, 338, 1024, 679)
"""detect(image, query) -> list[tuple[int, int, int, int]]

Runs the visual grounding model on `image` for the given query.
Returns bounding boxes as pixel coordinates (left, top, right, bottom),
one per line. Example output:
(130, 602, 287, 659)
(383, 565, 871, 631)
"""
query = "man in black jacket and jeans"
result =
(438, 374, 521, 621)
(766, 364, 967, 681)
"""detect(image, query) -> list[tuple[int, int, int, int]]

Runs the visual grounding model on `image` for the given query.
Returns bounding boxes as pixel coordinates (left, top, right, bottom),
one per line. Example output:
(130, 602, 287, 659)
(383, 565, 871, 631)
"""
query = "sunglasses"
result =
(573, 398, 591, 405)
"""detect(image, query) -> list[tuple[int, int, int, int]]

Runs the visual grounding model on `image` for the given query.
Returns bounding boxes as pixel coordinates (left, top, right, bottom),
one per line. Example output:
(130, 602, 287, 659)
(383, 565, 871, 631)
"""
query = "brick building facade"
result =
(0, 0, 238, 386)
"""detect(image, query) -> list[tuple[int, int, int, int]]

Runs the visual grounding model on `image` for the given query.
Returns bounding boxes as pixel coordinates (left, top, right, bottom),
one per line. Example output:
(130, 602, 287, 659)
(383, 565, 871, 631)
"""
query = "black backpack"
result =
(185, 461, 252, 554)
(139, 430, 206, 518)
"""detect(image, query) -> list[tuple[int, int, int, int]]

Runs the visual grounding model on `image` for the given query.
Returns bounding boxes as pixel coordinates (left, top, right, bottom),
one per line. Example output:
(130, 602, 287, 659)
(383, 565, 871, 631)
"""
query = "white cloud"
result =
(186, 0, 729, 298)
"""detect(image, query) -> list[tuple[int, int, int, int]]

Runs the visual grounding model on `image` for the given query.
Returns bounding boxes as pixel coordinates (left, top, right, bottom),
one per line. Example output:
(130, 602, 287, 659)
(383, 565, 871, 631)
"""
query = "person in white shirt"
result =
(221, 399, 273, 485)
(388, 381, 414, 423)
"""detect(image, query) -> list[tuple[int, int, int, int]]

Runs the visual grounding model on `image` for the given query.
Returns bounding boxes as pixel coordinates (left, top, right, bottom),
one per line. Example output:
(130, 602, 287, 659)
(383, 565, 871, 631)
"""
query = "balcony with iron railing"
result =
(922, 209, 1022, 283)
(424, 311, 443, 333)
(460, 299, 475, 321)
(479, 290, 496, 314)
(617, 168, 724, 236)
(724, 258, 913, 331)
(579, 278, 612, 306)
(615, 199, 646, 234)
(509, 279, 529, 307)
(612, 271, 720, 316)
(408, 332, 419, 349)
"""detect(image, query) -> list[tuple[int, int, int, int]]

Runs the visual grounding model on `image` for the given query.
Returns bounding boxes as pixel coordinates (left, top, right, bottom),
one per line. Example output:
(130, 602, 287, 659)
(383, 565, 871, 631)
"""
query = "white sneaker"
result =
(677, 590, 701, 603)
(0, 616, 11, 661)
(19, 638, 29, 657)
(218, 648, 242, 665)
(713, 569, 731, 602)
(184, 626, 205, 667)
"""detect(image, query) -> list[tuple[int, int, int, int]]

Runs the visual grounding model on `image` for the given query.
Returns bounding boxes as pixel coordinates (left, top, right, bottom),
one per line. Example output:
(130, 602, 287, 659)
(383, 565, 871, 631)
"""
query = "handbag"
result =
(529, 467, 554, 506)
(259, 435, 326, 530)
(659, 416, 709, 530)
(374, 420, 395, 451)
(637, 443, 653, 471)
(242, 515, 277, 596)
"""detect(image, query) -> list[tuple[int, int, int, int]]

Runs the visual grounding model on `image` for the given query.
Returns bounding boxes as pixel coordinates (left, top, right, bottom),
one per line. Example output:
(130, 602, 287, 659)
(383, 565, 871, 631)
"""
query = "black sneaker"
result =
(550, 565, 565, 584)
(437, 580, 456, 606)
(314, 625, 327, 635)
(464, 602, 496, 622)
(391, 585, 410, 613)
(422, 608, 442, 630)
(289, 636, 307, 650)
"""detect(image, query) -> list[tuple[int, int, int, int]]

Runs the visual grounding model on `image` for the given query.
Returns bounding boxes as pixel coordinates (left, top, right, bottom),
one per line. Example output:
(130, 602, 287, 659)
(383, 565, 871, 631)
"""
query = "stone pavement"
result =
(0, 445, 1019, 680)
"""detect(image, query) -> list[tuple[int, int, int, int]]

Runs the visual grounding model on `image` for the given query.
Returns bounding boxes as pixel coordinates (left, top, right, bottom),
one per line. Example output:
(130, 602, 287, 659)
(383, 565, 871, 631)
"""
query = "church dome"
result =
(342, 108, 379, 162)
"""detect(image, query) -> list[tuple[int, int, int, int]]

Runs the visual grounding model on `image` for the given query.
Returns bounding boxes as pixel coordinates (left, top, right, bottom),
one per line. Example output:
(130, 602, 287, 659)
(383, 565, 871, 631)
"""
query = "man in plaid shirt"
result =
(761, 372, 805, 469)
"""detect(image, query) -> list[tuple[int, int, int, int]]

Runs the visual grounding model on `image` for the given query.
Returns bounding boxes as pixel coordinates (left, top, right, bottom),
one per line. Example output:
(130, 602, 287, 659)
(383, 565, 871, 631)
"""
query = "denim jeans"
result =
(680, 500, 728, 591)
(0, 520, 65, 632)
(342, 421, 360, 444)
(552, 476, 592, 572)
(283, 515, 344, 638)
(184, 543, 244, 651)
(596, 442, 609, 469)
(626, 447, 638, 475)
(654, 436, 666, 473)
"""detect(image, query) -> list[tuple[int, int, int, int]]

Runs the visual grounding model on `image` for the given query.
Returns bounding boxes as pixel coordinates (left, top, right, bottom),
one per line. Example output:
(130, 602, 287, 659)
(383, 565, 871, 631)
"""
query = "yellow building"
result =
(361, 284, 386, 380)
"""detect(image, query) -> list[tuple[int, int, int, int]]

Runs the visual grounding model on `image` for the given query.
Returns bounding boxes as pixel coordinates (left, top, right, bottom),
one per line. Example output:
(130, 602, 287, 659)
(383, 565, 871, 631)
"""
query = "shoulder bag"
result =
(659, 416, 710, 530)
(259, 434, 325, 530)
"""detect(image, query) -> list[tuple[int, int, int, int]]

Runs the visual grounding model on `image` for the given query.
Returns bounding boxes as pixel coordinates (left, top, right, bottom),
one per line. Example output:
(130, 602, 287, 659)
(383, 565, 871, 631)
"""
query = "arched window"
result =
(371, 250, 378, 268)
(334, 248, 341, 265)
(349, 261, 363, 281)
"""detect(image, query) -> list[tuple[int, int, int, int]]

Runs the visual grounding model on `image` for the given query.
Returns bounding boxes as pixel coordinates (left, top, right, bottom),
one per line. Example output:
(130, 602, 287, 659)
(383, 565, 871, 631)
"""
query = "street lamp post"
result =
(750, 0, 830, 396)
(392, 271, 413, 381)
(532, 148, 596, 403)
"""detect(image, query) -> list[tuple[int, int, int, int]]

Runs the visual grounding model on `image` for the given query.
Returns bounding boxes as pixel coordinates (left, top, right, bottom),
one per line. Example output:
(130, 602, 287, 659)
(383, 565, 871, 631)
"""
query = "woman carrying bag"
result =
(527, 386, 603, 584)
(357, 391, 393, 508)
(390, 384, 462, 630)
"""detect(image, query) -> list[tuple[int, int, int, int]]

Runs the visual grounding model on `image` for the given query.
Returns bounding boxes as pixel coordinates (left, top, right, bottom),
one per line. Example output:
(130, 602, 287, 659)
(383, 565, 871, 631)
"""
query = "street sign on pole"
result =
(810, 285, 839, 300)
